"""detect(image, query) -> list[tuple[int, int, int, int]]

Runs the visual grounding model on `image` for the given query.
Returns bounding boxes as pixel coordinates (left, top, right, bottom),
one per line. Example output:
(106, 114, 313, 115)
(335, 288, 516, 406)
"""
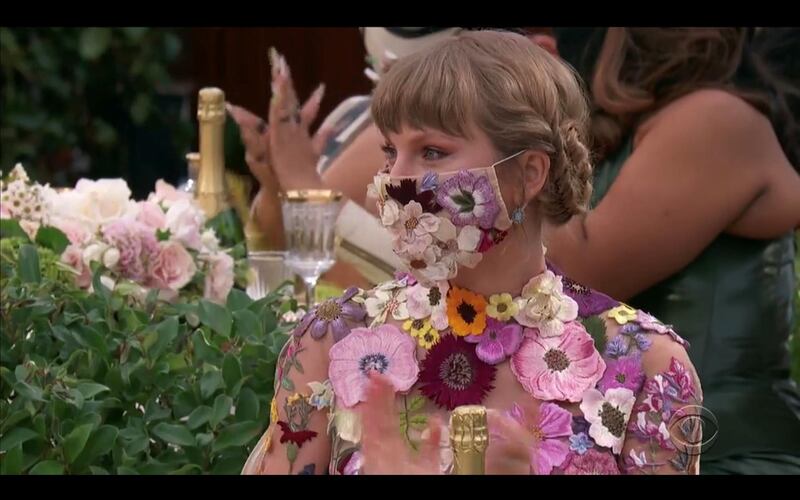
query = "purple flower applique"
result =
(561, 275, 620, 317)
(436, 171, 499, 229)
(293, 287, 366, 342)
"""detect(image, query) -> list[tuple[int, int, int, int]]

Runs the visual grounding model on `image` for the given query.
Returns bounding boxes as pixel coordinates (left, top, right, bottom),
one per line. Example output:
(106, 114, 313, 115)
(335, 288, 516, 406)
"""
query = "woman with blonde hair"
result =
(242, 30, 702, 475)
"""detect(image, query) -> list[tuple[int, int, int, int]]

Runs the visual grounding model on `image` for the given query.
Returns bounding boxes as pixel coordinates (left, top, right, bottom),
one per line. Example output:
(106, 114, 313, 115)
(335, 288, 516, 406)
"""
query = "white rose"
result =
(165, 199, 205, 251)
(103, 247, 121, 269)
(82, 242, 109, 267)
(57, 178, 136, 232)
(201, 228, 220, 252)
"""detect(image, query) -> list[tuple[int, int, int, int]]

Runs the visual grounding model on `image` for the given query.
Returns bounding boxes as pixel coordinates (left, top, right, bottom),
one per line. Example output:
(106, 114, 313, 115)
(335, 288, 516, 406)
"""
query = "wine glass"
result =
(280, 189, 342, 306)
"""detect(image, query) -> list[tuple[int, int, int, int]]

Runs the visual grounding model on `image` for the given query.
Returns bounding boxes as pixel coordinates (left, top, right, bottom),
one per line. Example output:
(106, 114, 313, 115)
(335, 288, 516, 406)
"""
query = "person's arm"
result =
(618, 333, 704, 475)
(241, 333, 334, 474)
(545, 89, 799, 300)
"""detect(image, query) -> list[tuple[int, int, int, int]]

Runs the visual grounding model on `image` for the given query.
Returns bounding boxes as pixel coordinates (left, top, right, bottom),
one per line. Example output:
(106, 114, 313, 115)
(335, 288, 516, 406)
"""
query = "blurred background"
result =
(0, 27, 371, 198)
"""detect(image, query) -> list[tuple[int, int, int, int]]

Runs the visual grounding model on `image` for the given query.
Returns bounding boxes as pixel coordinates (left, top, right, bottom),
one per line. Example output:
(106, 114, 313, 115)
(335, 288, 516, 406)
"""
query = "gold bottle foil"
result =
(449, 405, 488, 475)
(195, 87, 230, 218)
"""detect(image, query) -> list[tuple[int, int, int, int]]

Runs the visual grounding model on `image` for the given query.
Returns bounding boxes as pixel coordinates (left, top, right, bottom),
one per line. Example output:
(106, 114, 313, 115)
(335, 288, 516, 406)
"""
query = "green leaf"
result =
(13, 381, 46, 402)
(73, 324, 108, 358)
(76, 382, 110, 399)
(29, 460, 65, 475)
(233, 309, 260, 339)
(200, 370, 223, 400)
(89, 466, 110, 475)
(117, 466, 139, 475)
(409, 415, 429, 429)
(63, 423, 94, 464)
(226, 289, 253, 312)
(196, 433, 214, 447)
(149, 316, 179, 359)
(155, 228, 171, 241)
(151, 423, 196, 447)
(79, 28, 111, 60)
(408, 395, 427, 412)
(222, 355, 241, 392)
(91, 267, 111, 302)
(582, 316, 608, 354)
(17, 244, 41, 283)
(169, 463, 202, 475)
(0, 427, 38, 452)
(199, 300, 232, 337)
(1, 410, 30, 434)
(280, 376, 295, 392)
(72, 425, 118, 471)
(186, 406, 213, 430)
(286, 443, 298, 463)
(211, 394, 233, 428)
(211, 421, 262, 453)
(35, 226, 69, 254)
(236, 388, 260, 422)
(0, 219, 30, 241)
(0, 445, 23, 474)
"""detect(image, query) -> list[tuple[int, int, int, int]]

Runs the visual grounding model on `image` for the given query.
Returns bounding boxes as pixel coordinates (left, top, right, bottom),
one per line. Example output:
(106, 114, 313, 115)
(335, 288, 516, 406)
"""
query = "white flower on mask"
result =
(513, 270, 579, 337)
(434, 219, 483, 269)
(365, 287, 409, 325)
(367, 173, 390, 204)
(398, 201, 439, 239)
(380, 198, 401, 226)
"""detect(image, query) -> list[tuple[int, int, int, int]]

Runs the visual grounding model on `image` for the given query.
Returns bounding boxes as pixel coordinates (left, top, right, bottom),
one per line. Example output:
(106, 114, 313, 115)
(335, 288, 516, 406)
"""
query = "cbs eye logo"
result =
(667, 405, 719, 456)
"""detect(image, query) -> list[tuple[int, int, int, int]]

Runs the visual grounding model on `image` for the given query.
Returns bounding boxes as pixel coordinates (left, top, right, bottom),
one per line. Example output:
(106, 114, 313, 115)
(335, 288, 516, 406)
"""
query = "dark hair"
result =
(555, 28, 800, 170)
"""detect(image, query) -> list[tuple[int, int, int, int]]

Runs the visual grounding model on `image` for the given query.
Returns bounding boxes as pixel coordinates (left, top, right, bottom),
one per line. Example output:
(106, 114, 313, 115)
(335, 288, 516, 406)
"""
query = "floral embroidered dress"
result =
(242, 269, 703, 475)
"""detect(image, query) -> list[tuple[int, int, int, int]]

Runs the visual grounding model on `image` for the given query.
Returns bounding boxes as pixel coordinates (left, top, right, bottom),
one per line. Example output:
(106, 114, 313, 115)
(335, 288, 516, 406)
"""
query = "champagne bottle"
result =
(450, 405, 488, 475)
(195, 87, 245, 248)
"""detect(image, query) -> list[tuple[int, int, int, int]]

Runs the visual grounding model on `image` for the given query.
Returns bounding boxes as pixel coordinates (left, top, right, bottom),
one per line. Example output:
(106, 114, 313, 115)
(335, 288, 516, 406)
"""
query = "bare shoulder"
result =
(637, 89, 775, 149)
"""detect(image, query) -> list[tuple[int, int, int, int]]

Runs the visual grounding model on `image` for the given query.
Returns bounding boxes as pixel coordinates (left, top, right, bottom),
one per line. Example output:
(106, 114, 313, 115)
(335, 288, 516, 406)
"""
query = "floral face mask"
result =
(369, 151, 524, 286)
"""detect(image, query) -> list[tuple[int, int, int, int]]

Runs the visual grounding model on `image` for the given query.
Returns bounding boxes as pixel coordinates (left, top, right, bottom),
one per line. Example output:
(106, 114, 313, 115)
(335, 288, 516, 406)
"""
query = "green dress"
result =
(591, 137, 800, 474)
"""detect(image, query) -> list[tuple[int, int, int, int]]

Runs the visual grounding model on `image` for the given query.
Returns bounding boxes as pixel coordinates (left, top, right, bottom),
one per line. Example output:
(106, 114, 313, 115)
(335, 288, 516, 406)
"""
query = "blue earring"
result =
(511, 206, 526, 225)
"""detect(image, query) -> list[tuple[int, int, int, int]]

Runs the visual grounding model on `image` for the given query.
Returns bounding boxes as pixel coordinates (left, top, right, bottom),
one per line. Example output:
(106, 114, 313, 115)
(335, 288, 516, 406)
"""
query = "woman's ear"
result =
(520, 150, 550, 204)
(527, 34, 559, 57)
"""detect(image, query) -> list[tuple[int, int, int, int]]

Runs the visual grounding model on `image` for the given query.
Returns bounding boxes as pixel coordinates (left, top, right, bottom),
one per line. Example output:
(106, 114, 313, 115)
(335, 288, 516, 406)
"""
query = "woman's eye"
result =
(381, 145, 397, 162)
(422, 148, 447, 161)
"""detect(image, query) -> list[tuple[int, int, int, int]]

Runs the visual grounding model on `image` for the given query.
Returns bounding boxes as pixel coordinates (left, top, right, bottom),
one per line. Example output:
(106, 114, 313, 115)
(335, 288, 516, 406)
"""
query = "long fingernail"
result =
(384, 49, 398, 60)
(311, 83, 326, 105)
(280, 56, 290, 78)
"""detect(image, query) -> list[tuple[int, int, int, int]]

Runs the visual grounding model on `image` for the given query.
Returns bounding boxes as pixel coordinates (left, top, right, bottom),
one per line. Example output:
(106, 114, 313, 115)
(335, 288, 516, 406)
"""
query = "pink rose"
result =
(148, 241, 197, 291)
(149, 179, 192, 208)
(102, 219, 159, 281)
(61, 244, 91, 288)
(136, 201, 167, 231)
(164, 199, 204, 251)
(203, 252, 234, 304)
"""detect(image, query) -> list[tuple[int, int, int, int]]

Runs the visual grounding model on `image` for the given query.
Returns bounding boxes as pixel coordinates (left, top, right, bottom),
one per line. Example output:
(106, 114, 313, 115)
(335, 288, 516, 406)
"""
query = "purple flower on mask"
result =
(293, 287, 366, 342)
(464, 318, 523, 365)
(436, 171, 499, 229)
(561, 276, 620, 317)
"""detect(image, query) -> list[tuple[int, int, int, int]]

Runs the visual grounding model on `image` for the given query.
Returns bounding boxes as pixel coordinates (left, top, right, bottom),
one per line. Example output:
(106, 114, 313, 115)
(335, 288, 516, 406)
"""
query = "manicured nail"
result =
(311, 83, 326, 105)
